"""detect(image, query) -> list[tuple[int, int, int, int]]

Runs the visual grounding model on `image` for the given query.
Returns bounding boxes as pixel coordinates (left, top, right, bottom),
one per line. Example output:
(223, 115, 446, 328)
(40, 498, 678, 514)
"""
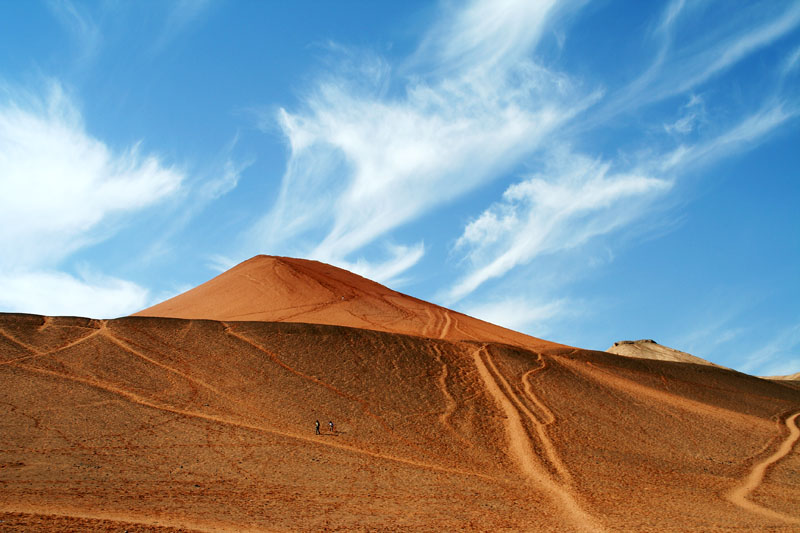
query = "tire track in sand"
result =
(0, 503, 268, 532)
(421, 307, 435, 338)
(483, 351, 572, 483)
(422, 307, 452, 340)
(450, 313, 479, 341)
(438, 308, 453, 340)
(522, 366, 555, 425)
(430, 344, 473, 450)
(518, 360, 573, 485)
(726, 411, 800, 524)
(471, 345, 604, 532)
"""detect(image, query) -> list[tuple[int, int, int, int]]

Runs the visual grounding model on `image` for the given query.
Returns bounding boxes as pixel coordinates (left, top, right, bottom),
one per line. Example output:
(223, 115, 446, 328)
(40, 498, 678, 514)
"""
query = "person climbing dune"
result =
(328, 420, 335, 433)
(315, 420, 320, 435)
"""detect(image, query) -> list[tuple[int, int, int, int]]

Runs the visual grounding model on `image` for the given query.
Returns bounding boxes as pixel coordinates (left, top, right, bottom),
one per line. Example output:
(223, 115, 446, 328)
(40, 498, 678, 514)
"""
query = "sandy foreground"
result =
(1, 256, 798, 531)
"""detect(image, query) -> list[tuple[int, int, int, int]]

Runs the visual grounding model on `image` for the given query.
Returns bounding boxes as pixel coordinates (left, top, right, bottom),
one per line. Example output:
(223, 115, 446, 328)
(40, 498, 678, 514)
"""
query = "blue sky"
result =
(1, 0, 798, 376)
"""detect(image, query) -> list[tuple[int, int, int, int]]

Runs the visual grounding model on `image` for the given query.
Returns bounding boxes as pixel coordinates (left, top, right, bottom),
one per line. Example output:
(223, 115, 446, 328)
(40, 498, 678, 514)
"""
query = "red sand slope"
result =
(1, 256, 799, 531)
(134, 255, 562, 352)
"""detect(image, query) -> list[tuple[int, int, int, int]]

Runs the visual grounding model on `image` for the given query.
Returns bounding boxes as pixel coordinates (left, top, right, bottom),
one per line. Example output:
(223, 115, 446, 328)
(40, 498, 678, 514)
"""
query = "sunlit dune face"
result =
(1, 256, 799, 530)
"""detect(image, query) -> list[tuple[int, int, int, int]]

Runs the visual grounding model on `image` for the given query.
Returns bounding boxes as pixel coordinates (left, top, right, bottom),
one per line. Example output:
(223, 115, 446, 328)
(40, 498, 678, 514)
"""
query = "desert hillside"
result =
(1, 256, 799, 531)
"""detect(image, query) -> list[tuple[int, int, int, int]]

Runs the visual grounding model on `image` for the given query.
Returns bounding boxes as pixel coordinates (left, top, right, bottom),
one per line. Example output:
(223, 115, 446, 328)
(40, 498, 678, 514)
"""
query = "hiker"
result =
(315, 420, 320, 435)
(328, 420, 335, 433)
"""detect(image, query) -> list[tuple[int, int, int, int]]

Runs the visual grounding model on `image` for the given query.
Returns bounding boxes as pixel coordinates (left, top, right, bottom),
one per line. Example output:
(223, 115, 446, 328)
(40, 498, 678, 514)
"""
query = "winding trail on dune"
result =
(430, 344, 473, 450)
(482, 348, 572, 484)
(439, 308, 453, 340)
(422, 307, 454, 341)
(0, 325, 103, 367)
(421, 308, 434, 338)
(518, 358, 574, 484)
(470, 345, 604, 532)
(726, 411, 800, 524)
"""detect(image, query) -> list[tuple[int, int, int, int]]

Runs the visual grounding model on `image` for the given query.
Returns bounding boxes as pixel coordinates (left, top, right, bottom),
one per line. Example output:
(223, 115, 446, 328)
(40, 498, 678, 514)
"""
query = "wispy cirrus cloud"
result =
(249, 0, 797, 345)
(463, 297, 569, 338)
(783, 45, 800, 75)
(150, 0, 215, 55)
(664, 95, 705, 135)
(446, 151, 671, 303)
(330, 242, 425, 287)
(600, 0, 800, 119)
(691, 2, 800, 89)
(0, 82, 184, 316)
(46, 0, 101, 64)
(444, 0, 799, 316)
(448, 98, 796, 307)
(741, 322, 800, 377)
(410, 0, 564, 73)
(658, 101, 797, 174)
(0, 82, 183, 269)
(253, 0, 594, 281)
(0, 269, 149, 318)
(48, 0, 216, 64)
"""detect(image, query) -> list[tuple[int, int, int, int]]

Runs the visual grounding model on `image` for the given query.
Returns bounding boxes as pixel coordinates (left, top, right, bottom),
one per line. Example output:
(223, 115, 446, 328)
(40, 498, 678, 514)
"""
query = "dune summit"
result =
(135, 255, 561, 351)
(1, 256, 799, 531)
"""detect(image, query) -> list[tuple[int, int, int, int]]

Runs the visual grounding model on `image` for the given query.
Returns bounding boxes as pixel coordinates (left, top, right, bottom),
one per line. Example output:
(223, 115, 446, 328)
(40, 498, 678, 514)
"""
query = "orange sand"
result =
(0, 255, 798, 531)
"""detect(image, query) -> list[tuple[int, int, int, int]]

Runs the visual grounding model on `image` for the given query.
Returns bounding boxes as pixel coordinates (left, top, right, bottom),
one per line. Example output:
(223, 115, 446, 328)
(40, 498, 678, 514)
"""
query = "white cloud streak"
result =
(150, 0, 215, 55)
(741, 322, 800, 376)
(333, 242, 425, 287)
(698, 2, 800, 90)
(447, 151, 671, 302)
(412, 0, 562, 74)
(783, 45, 800, 75)
(664, 95, 705, 135)
(0, 82, 184, 316)
(599, 0, 800, 122)
(250, 0, 797, 340)
(47, 0, 101, 64)
(449, 97, 796, 306)
(464, 297, 568, 336)
(659, 101, 797, 173)
(0, 83, 183, 269)
(446, 0, 799, 312)
(256, 0, 594, 280)
(0, 270, 149, 318)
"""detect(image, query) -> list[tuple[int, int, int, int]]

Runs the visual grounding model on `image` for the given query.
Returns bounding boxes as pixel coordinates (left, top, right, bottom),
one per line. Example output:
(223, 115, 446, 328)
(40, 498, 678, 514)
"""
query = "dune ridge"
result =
(1, 255, 799, 530)
(134, 255, 563, 352)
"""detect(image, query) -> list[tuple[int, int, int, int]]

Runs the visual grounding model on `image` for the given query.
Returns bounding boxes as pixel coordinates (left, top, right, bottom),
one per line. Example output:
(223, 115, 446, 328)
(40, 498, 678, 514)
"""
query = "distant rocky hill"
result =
(766, 372, 800, 381)
(607, 339, 718, 366)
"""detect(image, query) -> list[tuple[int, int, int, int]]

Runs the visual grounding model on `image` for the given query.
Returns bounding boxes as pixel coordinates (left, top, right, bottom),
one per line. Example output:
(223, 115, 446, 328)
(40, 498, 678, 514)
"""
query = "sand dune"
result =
(134, 255, 563, 352)
(1, 256, 799, 531)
